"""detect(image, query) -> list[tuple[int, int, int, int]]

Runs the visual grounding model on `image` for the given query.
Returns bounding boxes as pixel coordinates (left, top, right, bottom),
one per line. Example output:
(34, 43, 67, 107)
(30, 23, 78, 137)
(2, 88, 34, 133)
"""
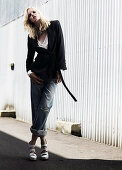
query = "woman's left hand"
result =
(56, 71, 61, 83)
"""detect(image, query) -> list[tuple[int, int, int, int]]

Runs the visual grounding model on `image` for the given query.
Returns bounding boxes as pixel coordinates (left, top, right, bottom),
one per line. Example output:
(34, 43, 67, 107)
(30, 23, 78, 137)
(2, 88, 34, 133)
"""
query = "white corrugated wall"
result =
(0, 0, 122, 148)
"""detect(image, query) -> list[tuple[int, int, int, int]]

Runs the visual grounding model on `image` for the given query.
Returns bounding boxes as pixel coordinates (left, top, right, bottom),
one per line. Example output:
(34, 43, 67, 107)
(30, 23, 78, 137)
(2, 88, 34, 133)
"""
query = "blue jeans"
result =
(30, 78, 57, 137)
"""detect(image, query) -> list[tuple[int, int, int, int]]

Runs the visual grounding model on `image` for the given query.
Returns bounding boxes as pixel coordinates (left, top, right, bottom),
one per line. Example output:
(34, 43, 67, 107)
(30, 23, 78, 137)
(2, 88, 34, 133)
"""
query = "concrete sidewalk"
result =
(0, 117, 122, 170)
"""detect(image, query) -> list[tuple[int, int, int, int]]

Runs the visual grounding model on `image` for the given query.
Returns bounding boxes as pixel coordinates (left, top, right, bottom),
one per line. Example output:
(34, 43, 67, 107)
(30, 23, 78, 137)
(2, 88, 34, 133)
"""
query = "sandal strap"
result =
(40, 150, 48, 155)
(29, 148, 36, 152)
(28, 143, 36, 154)
(41, 152, 48, 156)
(28, 143, 36, 148)
(41, 143, 47, 147)
(40, 147, 48, 153)
(30, 152, 36, 156)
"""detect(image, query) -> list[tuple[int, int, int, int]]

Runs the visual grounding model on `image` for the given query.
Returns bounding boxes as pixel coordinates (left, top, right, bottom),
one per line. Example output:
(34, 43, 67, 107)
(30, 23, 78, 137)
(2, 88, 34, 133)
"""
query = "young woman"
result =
(24, 7, 67, 161)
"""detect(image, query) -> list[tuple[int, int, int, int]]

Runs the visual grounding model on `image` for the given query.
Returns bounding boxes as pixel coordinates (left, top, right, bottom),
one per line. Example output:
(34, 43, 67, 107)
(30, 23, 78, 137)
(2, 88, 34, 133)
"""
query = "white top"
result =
(37, 34, 48, 49)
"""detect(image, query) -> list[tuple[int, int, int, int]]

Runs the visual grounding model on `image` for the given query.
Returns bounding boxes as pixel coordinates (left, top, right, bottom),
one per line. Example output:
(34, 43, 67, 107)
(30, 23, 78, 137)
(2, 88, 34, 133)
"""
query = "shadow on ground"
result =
(0, 131, 122, 170)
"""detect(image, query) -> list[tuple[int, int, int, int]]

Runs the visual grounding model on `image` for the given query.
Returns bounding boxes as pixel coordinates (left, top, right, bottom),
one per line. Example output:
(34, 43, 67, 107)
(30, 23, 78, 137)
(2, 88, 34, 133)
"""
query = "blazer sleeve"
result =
(26, 35, 35, 72)
(55, 20, 67, 71)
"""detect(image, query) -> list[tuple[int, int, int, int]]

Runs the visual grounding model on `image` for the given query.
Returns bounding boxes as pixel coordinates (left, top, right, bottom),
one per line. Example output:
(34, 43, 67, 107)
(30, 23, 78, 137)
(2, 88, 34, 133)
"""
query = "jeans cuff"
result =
(30, 127, 47, 137)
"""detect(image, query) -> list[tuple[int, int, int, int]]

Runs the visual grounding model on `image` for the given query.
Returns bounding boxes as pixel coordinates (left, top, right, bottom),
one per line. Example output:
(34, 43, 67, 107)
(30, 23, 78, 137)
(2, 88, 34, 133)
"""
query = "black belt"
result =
(58, 70, 77, 102)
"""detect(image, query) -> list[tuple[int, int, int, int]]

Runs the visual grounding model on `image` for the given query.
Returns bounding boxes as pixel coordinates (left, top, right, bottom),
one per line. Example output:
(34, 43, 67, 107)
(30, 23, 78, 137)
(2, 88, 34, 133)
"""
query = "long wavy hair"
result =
(23, 7, 50, 39)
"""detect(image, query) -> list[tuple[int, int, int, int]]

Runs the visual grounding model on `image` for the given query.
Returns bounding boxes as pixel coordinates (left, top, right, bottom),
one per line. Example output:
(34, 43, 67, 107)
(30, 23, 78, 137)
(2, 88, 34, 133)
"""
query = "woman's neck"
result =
(34, 19, 41, 28)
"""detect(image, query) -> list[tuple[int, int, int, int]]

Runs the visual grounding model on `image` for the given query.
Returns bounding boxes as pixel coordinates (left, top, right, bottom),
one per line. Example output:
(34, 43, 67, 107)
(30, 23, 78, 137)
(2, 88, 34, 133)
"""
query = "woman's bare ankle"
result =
(29, 140, 36, 145)
(41, 137, 47, 145)
(29, 134, 38, 145)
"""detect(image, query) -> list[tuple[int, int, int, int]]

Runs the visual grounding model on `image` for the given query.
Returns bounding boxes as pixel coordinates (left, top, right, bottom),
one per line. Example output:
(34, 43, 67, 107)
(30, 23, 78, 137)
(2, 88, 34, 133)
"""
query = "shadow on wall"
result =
(0, 131, 122, 170)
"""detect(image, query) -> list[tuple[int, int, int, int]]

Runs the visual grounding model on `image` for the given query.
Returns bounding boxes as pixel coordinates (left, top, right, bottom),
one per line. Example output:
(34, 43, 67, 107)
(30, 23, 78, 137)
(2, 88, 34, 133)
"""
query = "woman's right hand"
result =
(29, 72, 44, 84)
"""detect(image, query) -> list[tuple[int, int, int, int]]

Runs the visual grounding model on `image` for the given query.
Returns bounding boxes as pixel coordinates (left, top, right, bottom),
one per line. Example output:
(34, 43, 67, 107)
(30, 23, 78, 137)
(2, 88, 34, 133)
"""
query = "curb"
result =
(0, 110, 16, 118)
(56, 120, 82, 137)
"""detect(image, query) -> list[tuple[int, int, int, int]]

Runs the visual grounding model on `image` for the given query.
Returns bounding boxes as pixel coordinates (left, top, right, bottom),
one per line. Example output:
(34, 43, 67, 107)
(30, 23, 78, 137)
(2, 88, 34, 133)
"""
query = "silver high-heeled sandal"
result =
(40, 139, 49, 160)
(28, 143, 37, 161)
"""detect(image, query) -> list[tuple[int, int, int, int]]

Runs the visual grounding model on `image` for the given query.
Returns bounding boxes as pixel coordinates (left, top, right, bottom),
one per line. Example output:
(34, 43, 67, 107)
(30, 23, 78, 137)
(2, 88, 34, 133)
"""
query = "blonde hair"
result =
(23, 7, 50, 39)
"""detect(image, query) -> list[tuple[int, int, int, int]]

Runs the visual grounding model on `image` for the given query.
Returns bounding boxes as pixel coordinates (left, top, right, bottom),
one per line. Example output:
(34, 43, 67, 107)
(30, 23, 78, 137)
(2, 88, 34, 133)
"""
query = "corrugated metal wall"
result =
(0, 0, 122, 148)
(0, 0, 50, 26)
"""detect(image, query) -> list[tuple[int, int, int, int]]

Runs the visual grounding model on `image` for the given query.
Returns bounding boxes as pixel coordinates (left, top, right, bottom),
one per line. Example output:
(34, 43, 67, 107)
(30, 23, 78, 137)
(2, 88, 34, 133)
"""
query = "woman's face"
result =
(27, 8, 41, 24)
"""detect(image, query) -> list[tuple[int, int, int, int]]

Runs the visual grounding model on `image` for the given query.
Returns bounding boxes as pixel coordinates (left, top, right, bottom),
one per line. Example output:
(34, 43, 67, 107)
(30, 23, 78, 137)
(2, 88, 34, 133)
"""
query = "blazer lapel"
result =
(46, 25, 51, 51)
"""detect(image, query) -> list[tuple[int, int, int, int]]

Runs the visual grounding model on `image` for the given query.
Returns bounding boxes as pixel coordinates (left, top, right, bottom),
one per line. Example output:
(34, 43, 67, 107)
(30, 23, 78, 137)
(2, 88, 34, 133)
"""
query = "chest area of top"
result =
(30, 25, 57, 51)
(38, 31, 47, 44)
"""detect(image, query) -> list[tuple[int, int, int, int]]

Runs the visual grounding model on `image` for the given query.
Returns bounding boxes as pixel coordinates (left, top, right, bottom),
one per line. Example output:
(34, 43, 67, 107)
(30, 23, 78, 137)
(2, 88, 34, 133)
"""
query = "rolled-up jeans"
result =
(30, 78, 57, 137)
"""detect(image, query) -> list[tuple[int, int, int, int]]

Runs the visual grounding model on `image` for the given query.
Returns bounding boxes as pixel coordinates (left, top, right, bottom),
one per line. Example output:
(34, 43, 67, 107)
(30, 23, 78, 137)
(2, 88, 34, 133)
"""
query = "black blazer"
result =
(26, 20, 67, 78)
(26, 20, 77, 102)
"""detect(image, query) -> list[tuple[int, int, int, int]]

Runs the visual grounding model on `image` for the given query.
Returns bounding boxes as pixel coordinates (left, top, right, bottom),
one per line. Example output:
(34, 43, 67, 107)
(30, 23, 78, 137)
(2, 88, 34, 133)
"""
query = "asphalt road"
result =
(0, 117, 122, 170)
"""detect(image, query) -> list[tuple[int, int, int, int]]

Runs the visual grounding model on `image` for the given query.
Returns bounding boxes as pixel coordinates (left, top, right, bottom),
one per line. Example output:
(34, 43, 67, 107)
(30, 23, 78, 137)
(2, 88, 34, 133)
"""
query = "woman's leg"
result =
(29, 134, 38, 145)
(39, 98, 54, 145)
(30, 78, 57, 140)
(29, 79, 45, 145)
(28, 78, 57, 160)
(30, 78, 57, 160)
